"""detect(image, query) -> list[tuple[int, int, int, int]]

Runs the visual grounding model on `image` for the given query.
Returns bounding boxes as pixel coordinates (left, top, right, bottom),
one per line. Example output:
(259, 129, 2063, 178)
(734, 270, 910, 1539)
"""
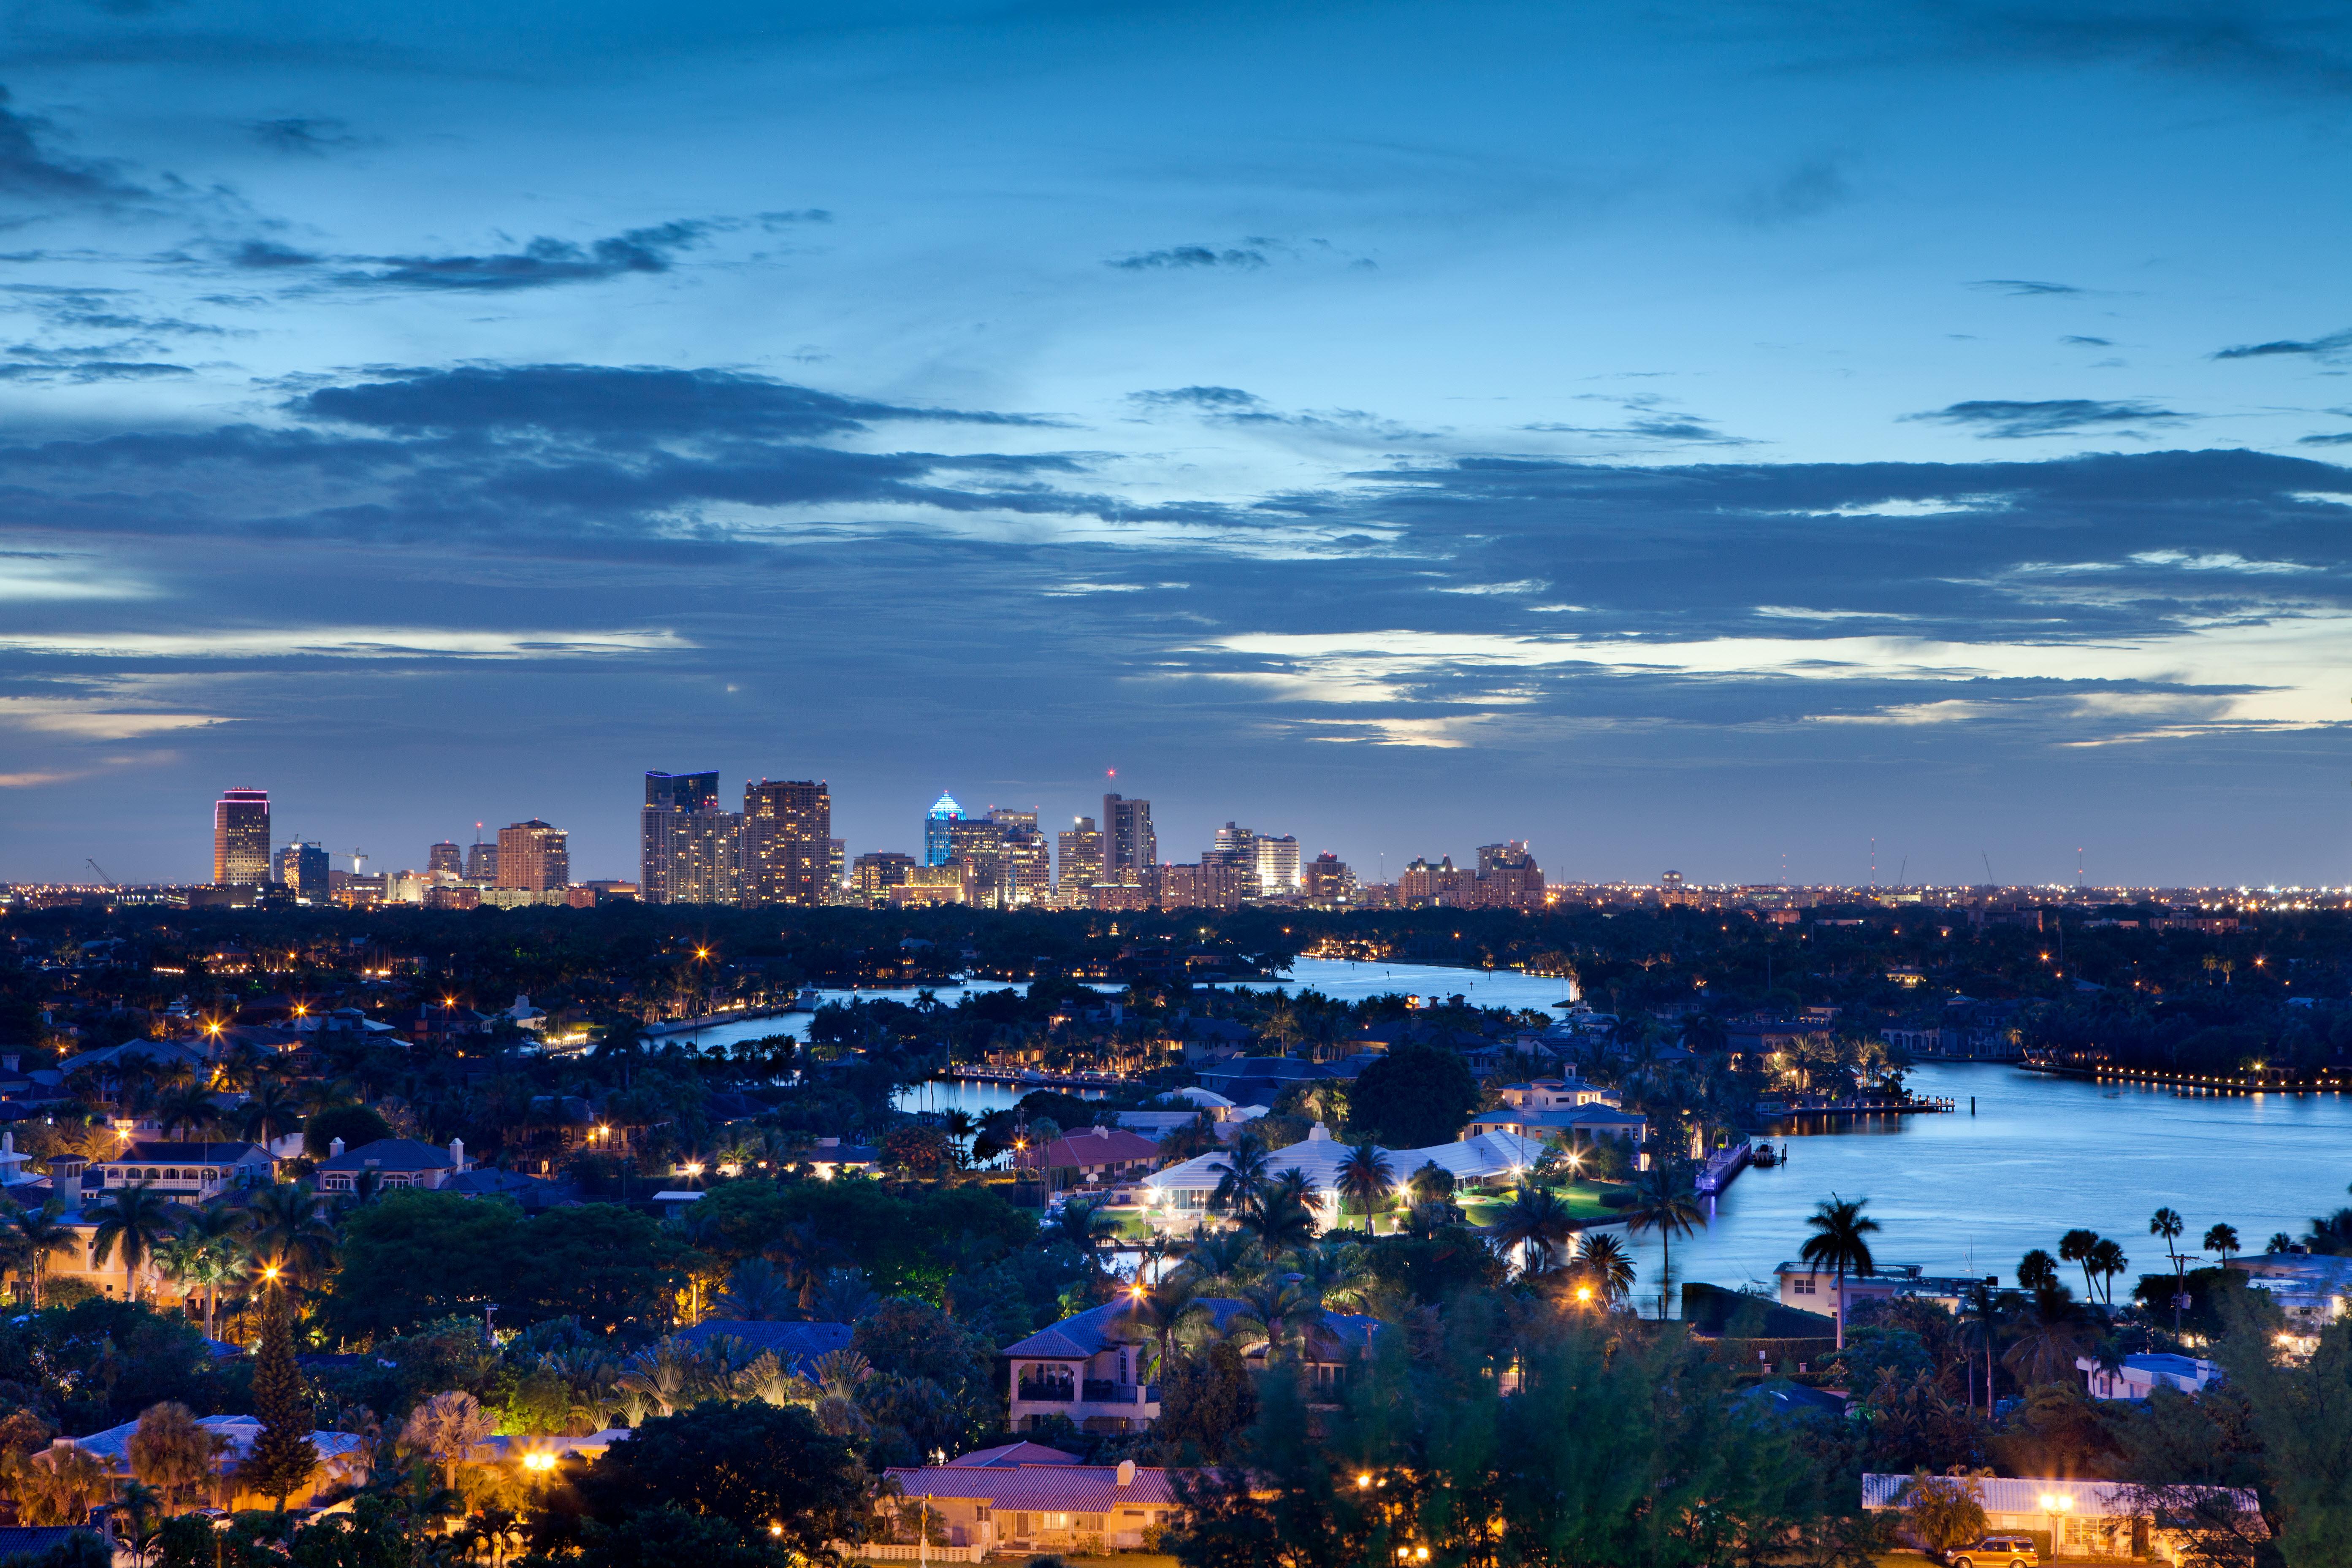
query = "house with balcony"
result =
(1003, 1296, 1379, 1434)
(886, 1454, 1179, 1555)
(88, 1139, 273, 1201)
(1493, 1076, 1618, 1111)
(317, 1136, 474, 1194)
(1463, 1103, 1648, 1147)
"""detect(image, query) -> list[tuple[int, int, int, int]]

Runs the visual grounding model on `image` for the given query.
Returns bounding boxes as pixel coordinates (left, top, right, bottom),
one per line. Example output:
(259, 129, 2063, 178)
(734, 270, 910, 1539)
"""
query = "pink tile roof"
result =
(886, 1463, 1181, 1511)
(1028, 1127, 1161, 1170)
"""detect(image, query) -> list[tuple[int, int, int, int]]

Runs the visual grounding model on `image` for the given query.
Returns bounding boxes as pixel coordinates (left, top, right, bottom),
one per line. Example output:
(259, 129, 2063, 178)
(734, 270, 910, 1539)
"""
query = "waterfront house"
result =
(885, 1456, 1180, 1555)
(2225, 1251, 2352, 1329)
(1862, 1473, 2262, 1561)
(316, 1136, 470, 1194)
(1494, 1077, 1619, 1110)
(1463, 1103, 1649, 1147)
(1139, 1124, 1546, 1227)
(2076, 1352, 2222, 1401)
(1776, 1261, 1992, 1319)
(89, 1138, 274, 1201)
(1003, 1297, 1378, 1434)
(1022, 1127, 1162, 1191)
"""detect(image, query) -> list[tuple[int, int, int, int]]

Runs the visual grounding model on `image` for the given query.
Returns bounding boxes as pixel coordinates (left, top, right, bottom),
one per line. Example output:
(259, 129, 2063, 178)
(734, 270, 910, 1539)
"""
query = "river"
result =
(664, 959, 2352, 1305)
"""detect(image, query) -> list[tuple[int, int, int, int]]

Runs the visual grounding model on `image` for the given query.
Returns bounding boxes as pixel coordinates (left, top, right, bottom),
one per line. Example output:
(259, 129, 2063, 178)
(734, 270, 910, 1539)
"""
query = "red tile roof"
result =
(1027, 1127, 1160, 1170)
(886, 1463, 1180, 1511)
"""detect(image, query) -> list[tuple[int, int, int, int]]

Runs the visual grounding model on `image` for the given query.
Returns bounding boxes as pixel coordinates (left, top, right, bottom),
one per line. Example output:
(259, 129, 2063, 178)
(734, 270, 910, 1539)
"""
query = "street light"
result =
(521, 1451, 557, 1473)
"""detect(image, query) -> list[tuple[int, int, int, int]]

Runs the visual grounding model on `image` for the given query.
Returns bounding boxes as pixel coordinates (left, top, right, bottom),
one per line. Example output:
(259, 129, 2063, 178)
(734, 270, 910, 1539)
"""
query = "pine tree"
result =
(241, 1282, 318, 1508)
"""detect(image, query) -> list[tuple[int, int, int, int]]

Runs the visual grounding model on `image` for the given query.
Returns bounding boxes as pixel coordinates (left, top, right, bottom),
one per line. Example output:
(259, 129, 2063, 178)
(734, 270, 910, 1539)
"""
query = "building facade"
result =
(745, 779, 834, 905)
(272, 841, 329, 903)
(495, 821, 569, 891)
(211, 788, 271, 887)
(924, 791, 966, 867)
(1103, 793, 1155, 877)
(1058, 816, 1105, 897)
(427, 841, 463, 879)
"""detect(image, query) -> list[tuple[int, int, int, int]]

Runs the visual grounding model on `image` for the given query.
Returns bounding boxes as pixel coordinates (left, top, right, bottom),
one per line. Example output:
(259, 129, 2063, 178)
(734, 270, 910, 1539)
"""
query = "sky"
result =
(6, 0, 2352, 888)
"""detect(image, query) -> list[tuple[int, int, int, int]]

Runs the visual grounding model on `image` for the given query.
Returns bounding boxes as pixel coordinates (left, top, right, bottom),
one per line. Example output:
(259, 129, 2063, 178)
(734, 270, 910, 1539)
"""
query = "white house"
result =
(2076, 1352, 2222, 1401)
(1138, 1124, 1546, 1225)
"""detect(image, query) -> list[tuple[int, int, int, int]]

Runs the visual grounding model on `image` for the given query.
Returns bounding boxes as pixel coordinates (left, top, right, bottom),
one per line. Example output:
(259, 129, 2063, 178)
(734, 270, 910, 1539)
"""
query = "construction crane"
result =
(345, 848, 369, 875)
(85, 858, 113, 887)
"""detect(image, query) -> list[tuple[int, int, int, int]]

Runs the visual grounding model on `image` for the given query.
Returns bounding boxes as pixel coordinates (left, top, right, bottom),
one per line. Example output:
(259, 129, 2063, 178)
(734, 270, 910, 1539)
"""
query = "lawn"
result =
(1457, 1181, 1631, 1227)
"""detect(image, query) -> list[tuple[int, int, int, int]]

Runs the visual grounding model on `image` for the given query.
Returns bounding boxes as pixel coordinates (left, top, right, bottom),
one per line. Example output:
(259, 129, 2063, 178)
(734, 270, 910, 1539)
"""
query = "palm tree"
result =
(2085, 1238, 2128, 1305)
(2267, 1231, 2295, 1257)
(1177, 1224, 1255, 1286)
(1798, 1193, 1880, 1349)
(3, 1199, 75, 1308)
(1333, 1141, 1394, 1234)
(152, 1084, 222, 1155)
(1624, 1159, 1707, 1321)
(2059, 1228, 2101, 1298)
(2017, 1248, 2060, 1293)
(1568, 1232, 1636, 1305)
(1225, 1274, 1313, 1361)
(2150, 1207, 2187, 1330)
(1208, 1134, 1273, 1215)
(2002, 1286, 2091, 1389)
(941, 1110, 977, 1168)
(240, 1182, 339, 1287)
(2203, 1223, 2240, 1265)
(1406, 1160, 1456, 1208)
(1238, 1178, 1317, 1260)
(1048, 1200, 1120, 1270)
(1958, 1279, 2002, 1413)
(166, 1205, 252, 1338)
(235, 1081, 304, 1151)
(1491, 1186, 1574, 1278)
(1288, 1238, 1374, 1313)
(86, 1183, 179, 1303)
(711, 1259, 797, 1321)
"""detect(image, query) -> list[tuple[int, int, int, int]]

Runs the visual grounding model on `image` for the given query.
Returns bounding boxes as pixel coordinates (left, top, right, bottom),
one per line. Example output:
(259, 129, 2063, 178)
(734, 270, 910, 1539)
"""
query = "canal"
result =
(662, 959, 2352, 1306)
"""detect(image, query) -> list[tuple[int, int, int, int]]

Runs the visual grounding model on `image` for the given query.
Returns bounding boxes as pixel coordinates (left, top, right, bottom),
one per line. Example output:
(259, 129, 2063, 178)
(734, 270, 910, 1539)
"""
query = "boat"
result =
(1749, 1142, 1783, 1167)
(782, 988, 823, 1013)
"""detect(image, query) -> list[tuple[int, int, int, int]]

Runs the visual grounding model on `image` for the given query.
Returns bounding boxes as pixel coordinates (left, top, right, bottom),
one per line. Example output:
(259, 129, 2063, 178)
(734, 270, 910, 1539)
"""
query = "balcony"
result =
(1079, 1381, 1159, 1405)
(1016, 1379, 1075, 1403)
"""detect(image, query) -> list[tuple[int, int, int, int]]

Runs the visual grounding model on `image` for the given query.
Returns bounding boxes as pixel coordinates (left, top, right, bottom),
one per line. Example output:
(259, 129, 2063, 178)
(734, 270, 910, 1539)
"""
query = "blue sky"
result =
(6, 0, 2352, 886)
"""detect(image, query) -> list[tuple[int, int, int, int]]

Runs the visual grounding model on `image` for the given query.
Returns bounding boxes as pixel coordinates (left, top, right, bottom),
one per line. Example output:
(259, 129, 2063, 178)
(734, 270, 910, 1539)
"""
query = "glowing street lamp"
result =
(521, 1450, 557, 1473)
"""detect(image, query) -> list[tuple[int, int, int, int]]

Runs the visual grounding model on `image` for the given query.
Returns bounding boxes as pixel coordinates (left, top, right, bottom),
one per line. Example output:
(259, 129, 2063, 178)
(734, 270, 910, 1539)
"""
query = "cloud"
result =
(1107, 245, 1268, 271)
(2063, 336, 2113, 347)
(1970, 279, 2083, 295)
(1902, 398, 2192, 438)
(0, 355, 191, 382)
(2213, 329, 2352, 360)
(230, 239, 322, 268)
(0, 627, 692, 659)
(0, 85, 146, 204)
(337, 222, 715, 290)
(2298, 432, 2352, 446)
(247, 117, 357, 156)
(0, 695, 221, 736)
(297, 363, 1052, 439)
(756, 209, 831, 228)
(1128, 385, 1267, 414)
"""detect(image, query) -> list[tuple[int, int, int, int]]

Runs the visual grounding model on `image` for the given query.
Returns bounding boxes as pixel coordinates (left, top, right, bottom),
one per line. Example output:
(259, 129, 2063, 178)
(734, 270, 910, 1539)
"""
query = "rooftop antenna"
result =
(2077, 847, 2084, 893)
(1870, 837, 1876, 891)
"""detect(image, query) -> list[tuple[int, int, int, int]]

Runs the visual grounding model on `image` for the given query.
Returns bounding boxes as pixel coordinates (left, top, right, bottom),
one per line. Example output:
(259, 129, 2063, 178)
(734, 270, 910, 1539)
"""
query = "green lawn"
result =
(1457, 1181, 1630, 1227)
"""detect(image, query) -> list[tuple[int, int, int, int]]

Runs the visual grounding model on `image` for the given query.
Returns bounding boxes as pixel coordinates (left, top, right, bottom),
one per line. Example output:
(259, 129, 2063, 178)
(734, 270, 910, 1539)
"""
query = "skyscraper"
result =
(1255, 834, 1301, 897)
(745, 779, 833, 905)
(465, 840, 500, 882)
(924, 791, 965, 867)
(427, 841, 462, 880)
(212, 788, 270, 887)
(496, 821, 569, 891)
(1058, 816, 1104, 894)
(1103, 793, 1155, 876)
(274, 841, 329, 902)
(642, 770, 724, 903)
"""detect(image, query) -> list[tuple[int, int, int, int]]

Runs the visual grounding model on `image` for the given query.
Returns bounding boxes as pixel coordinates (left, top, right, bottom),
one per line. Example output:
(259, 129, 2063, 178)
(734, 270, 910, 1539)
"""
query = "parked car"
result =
(1950, 1536, 2038, 1568)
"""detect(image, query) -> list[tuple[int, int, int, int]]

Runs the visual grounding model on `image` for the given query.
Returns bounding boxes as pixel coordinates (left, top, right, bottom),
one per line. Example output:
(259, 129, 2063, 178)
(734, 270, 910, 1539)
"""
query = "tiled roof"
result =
(947, 1441, 1079, 1468)
(318, 1137, 453, 1173)
(104, 1141, 266, 1163)
(68, 1415, 369, 1472)
(675, 1320, 853, 1371)
(1032, 1128, 1160, 1169)
(0, 1529, 106, 1556)
(888, 1463, 1181, 1511)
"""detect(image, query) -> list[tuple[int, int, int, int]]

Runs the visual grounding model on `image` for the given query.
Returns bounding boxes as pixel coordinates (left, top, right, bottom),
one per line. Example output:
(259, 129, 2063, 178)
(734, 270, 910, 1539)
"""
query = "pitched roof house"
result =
(887, 1458, 1181, 1554)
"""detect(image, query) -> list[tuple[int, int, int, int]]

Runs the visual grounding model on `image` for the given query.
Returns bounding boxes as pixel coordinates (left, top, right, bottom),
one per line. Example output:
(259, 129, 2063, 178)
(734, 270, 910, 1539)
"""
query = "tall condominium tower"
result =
(212, 788, 271, 887)
(1255, 834, 1301, 896)
(427, 841, 463, 879)
(496, 821, 569, 891)
(641, 770, 724, 903)
(745, 779, 834, 905)
(923, 791, 965, 867)
(1103, 793, 1156, 876)
(1058, 815, 1104, 892)
(273, 841, 330, 902)
(465, 840, 499, 881)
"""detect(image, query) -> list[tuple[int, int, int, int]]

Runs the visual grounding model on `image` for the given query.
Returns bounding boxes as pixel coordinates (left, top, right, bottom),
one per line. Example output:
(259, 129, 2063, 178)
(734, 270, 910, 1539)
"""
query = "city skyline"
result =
(7, 3, 2352, 885)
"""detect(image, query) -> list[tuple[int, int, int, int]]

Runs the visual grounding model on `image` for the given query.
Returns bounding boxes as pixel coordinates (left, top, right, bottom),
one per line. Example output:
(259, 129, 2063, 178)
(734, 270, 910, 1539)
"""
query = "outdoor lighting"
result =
(522, 1451, 557, 1473)
(263, 1264, 281, 1281)
(681, 1162, 705, 1178)
(1574, 1285, 1593, 1303)
(1357, 1474, 1373, 1489)
(767, 1525, 783, 1538)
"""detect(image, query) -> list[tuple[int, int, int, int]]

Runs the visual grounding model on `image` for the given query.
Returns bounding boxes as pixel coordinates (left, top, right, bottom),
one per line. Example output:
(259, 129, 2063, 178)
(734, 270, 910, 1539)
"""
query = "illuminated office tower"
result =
(212, 788, 271, 887)
(427, 841, 463, 880)
(924, 791, 965, 867)
(1255, 834, 1301, 896)
(273, 841, 329, 902)
(465, 840, 499, 881)
(1103, 793, 1155, 876)
(1058, 816, 1104, 894)
(745, 779, 833, 905)
(496, 821, 569, 891)
(853, 852, 917, 903)
(641, 770, 722, 903)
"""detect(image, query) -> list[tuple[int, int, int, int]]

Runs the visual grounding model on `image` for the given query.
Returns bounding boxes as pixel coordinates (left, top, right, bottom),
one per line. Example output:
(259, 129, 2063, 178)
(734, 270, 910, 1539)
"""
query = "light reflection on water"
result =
(659, 961, 2352, 1303)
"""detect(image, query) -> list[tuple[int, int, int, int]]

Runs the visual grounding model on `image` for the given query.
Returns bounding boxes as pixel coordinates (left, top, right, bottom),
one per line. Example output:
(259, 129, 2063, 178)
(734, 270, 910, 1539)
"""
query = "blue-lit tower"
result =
(924, 791, 965, 866)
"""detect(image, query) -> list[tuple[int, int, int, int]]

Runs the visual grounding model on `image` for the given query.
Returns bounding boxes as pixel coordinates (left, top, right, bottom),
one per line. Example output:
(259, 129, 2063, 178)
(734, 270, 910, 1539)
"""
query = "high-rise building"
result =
(465, 838, 499, 882)
(1103, 793, 1155, 877)
(496, 821, 569, 891)
(946, 812, 1049, 910)
(212, 788, 271, 887)
(924, 792, 966, 867)
(273, 841, 329, 902)
(666, 810, 745, 904)
(745, 779, 833, 905)
(641, 770, 725, 903)
(1476, 841, 1544, 912)
(1057, 816, 1104, 894)
(427, 841, 463, 880)
(1304, 853, 1356, 908)
(1255, 834, 1301, 897)
(853, 852, 917, 903)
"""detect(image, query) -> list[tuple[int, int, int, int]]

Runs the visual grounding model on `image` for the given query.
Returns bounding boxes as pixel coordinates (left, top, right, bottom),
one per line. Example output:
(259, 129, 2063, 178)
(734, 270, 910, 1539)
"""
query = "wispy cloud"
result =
(2214, 329, 2352, 360)
(1902, 398, 2191, 438)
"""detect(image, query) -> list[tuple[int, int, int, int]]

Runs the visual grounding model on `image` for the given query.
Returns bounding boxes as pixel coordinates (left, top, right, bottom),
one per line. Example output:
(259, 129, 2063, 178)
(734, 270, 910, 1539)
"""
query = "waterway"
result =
(660, 958, 2352, 1306)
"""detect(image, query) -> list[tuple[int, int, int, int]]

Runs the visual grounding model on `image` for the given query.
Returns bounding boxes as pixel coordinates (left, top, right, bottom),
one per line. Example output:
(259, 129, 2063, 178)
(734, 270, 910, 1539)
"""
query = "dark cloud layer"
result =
(0, 84, 144, 203)
(1902, 398, 2190, 438)
(2213, 328, 2352, 360)
(334, 222, 715, 290)
(1107, 245, 1268, 271)
(247, 117, 357, 156)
